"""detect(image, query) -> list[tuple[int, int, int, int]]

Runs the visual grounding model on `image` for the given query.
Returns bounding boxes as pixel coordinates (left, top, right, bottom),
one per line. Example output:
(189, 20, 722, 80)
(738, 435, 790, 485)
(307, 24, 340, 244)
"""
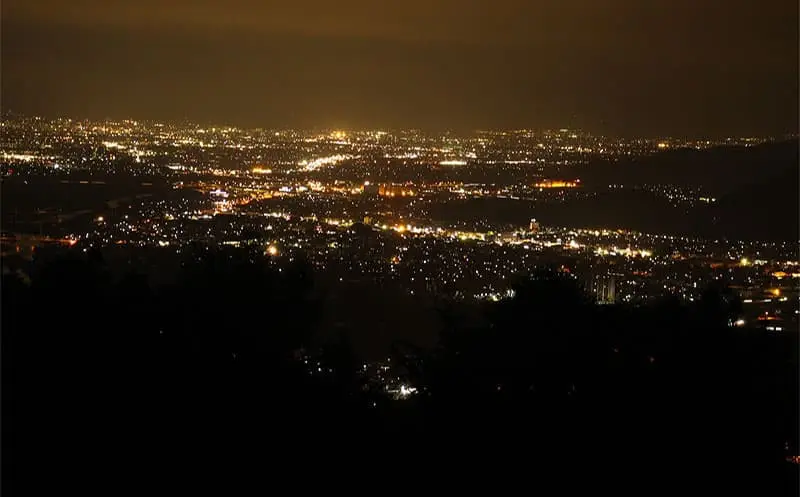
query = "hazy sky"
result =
(3, 0, 797, 136)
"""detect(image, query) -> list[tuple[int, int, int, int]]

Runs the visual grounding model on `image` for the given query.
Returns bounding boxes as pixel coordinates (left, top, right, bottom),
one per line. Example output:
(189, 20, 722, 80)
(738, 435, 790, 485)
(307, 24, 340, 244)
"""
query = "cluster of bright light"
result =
(378, 185, 416, 197)
(381, 224, 446, 236)
(263, 211, 291, 221)
(298, 154, 352, 172)
(2, 152, 42, 162)
(324, 218, 354, 227)
(475, 289, 517, 302)
(213, 200, 231, 213)
(398, 385, 417, 398)
(772, 271, 800, 279)
(534, 179, 580, 188)
(595, 247, 652, 258)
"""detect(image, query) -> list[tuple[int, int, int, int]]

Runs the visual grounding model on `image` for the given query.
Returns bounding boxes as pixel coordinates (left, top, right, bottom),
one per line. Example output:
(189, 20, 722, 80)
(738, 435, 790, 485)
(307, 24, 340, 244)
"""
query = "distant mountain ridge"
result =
(579, 140, 798, 197)
(574, 140, 798, 241)
(705, 162, 798, 241)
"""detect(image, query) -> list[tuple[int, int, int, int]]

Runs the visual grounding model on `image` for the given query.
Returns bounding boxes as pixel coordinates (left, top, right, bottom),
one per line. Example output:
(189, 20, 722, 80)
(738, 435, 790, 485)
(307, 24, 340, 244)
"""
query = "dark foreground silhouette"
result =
(3, 247, 797, 494)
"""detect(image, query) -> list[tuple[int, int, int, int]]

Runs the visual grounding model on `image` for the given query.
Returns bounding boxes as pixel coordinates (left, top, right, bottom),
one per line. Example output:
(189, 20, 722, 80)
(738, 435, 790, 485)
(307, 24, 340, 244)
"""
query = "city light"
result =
(298, 154, 352, 172)
(399, 385, 417, 397)
(1, 3, 796, 474)
(534, 179, 580, 188)
(2, 115, 795, 325)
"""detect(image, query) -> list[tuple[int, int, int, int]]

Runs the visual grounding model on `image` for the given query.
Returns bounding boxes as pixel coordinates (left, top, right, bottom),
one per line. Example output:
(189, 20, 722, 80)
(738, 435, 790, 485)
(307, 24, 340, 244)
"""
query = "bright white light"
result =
(298, 154, 352, 172)
(399, 385, 417, 397)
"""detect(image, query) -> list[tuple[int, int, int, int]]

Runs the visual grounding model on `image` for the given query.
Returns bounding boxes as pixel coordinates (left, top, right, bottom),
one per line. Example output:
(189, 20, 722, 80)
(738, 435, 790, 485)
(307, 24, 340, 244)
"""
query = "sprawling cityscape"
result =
(3, 116, 798, 418)
(3, 116, 796, 315)
(3, 0, 798, 491)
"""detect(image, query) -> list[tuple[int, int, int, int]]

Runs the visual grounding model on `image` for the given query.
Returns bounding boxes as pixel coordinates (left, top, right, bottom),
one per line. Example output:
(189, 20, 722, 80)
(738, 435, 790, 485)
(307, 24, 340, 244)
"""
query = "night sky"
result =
(3, 0, 797, 136)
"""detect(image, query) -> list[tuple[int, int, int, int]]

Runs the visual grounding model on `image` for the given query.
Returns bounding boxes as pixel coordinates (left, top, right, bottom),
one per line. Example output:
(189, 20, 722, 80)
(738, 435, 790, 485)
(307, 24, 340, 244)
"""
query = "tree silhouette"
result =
(2, 251, 796, 494)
